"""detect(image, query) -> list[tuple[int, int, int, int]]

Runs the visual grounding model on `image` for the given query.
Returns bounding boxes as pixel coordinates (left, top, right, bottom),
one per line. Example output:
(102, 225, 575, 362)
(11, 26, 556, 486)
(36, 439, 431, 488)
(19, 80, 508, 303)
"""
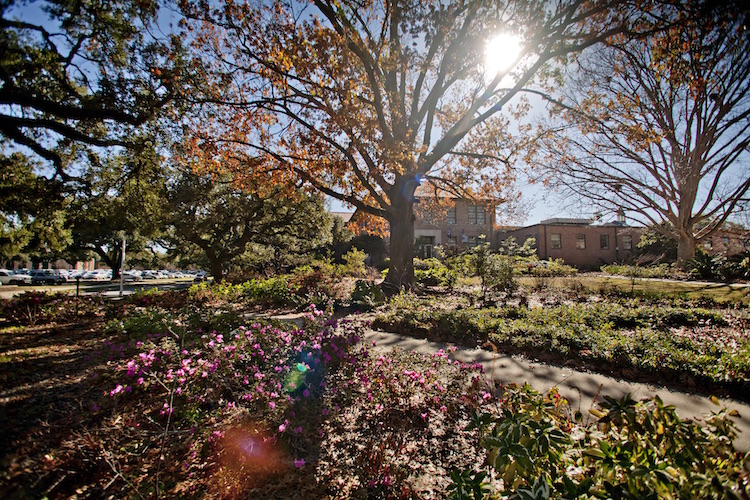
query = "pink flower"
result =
(294, 458, 305, 468)
(278, 421, 288, 433)
(268, 401, 276, 409)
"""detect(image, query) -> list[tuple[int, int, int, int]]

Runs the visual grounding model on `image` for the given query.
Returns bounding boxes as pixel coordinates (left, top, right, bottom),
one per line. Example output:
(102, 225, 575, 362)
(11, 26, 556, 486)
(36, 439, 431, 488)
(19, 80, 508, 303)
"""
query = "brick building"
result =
(413, 191, 497, 258)
(498, 218, 644, 270)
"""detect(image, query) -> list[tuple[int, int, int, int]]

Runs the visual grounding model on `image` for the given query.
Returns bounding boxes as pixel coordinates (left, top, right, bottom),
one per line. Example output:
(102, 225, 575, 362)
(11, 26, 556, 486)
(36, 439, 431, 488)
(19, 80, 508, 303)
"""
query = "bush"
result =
(350, 280, 385, 310)
(601, 263, 677, 279)
(687, 251, 750, 282)
(339, 247, 368, 277)
(530, 258, 578, 277)
(452, 385, 749, 499)
(414, 258, 459, 287)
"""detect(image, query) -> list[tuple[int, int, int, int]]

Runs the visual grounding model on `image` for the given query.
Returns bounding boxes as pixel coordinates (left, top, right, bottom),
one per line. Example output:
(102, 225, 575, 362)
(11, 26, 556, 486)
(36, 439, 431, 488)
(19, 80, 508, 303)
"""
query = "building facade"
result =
(414, 197, 496, 257)
(498, 218, 644, 269)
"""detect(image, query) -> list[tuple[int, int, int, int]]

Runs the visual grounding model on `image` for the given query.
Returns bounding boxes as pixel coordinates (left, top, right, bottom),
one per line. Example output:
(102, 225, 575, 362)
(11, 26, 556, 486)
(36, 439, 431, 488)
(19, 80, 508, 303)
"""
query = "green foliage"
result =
(375, 299, 748, 394)
(447, 470, 491, 500)
(414, 257, 459, 287)
(497, 237, 537, 258)
(454, 385, 750, 499)
(529, 259, 578, 278)
(188, 262, 351, 310)
(635, 223, 679, 262)
(470, 243, 518, 301)
(601, 263, 678, 279)
(165, 172, 335, 280)
(350, 280, 385, 310)
(687, 250, 750, 282)
(339, 247, 368, 277)
(0, 153, 71, 263)
(0, 0, 184, 177)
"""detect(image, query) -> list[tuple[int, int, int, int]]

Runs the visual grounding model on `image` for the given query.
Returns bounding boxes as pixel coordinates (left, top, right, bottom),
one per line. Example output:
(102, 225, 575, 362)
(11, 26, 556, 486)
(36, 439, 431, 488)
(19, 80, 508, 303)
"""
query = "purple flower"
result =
(294, 458, 305, 468)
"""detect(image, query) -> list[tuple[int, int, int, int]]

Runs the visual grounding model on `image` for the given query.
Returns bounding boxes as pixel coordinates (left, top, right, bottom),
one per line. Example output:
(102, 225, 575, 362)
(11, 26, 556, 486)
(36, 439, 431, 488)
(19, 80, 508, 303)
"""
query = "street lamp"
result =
(118, 231, 126, 298)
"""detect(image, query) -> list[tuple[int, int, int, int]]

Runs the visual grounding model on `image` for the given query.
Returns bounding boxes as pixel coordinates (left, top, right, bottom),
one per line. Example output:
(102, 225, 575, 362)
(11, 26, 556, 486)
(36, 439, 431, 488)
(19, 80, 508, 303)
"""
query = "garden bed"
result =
(373, 289, 750, 403)
(1, 287, 748, 498)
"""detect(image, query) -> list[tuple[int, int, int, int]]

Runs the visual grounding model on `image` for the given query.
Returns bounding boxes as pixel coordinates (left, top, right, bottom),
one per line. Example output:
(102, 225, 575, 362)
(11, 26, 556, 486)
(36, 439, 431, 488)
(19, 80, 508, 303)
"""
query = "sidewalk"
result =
(362, 327, 750, 452)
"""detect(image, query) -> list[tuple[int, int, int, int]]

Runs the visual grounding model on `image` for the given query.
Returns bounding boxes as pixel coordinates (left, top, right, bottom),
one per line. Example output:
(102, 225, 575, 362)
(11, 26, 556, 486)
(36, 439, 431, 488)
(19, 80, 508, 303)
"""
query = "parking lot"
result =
(0, 276, 204, 299)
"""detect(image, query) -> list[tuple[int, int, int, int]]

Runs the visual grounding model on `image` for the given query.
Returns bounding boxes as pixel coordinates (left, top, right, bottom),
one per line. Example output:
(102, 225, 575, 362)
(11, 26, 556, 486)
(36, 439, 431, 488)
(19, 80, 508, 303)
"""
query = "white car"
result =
(82, 270, 111, 281)
(122, 271, 143, 282)
(0, 269, 32, 285)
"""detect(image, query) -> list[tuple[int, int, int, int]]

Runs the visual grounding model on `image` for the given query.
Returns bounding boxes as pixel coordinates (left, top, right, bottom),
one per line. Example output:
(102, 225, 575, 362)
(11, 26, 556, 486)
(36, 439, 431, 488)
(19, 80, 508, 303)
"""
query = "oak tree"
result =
(530, 1, 750, 262)
(0, 0, 186, 183)
(65, 141, 168, 279)
(180, 0, 647, 290)
(163, 170, 335, 281)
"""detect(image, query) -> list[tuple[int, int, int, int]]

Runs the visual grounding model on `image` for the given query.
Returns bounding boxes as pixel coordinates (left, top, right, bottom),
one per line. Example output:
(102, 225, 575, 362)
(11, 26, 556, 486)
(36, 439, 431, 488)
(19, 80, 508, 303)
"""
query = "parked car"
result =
(30, 269, 67, 285)
(82, 270, 111, 281)
(0, 269, 32, 285)
(193, 271, 209, 283)
(122, 271, 143, 282)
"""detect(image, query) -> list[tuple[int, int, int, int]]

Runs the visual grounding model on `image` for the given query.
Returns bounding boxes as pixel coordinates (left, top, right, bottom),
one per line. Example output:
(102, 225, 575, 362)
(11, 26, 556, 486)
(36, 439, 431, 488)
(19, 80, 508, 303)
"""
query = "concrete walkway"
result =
(362, 327, 750, 452)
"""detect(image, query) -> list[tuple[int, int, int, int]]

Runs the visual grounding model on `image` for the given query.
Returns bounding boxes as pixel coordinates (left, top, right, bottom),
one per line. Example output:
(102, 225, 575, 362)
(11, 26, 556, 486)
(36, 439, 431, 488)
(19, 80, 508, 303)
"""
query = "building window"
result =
(622, 235, 632, 250)
(721, 237, 729, 245)
(446, 206, 456, 224)
(468, 205, 486, 225)
(447, 236, 457, 247)
(550, 233, 562, 249)
(704, 239, 713, 250)
(576, 234, 586, 249)
(600, 234, 610, 250)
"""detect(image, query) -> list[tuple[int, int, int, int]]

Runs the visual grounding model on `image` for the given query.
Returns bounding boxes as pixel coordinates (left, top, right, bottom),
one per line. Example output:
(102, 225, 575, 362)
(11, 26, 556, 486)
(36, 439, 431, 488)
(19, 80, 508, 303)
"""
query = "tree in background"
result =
(0, 152, 70, 266)
(530, 1, 750, 262)
(180, 0, 648, 290)
(65, 141, 167, 279)
(163, 170, 335, 281)
(0, 0, 187, 183)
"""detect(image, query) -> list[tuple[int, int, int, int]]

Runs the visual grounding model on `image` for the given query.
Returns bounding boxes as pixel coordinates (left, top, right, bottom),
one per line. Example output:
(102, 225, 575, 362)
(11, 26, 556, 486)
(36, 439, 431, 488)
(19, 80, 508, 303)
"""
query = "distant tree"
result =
(180, 0, 652, 290)
(163, 171, 335, 281)
(0, 152, 70, 265)
(66, 143, 168, 279)
(531, 1, 750, 262)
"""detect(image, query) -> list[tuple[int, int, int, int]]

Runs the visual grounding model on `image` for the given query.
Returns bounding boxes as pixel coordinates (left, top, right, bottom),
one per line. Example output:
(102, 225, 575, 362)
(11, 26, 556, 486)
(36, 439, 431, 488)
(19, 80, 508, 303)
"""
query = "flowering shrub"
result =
(318, 346, 499, 497)
(104, 304, 365, 495)
(453, 384, 750, 499)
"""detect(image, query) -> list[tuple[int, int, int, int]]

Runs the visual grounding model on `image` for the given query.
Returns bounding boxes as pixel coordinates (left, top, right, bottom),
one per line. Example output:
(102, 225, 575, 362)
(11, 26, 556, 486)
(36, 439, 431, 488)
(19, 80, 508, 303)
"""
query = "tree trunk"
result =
(677, 230, 696, 264)
(208, 251, 224, 282)
(384, 187, 416, 293)
(111, 246, 122, 281)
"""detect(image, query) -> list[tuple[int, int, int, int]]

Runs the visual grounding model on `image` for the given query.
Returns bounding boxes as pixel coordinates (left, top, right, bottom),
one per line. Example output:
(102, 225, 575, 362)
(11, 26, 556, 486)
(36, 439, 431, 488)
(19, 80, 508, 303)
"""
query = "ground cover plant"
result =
(374, 290, 750, 402)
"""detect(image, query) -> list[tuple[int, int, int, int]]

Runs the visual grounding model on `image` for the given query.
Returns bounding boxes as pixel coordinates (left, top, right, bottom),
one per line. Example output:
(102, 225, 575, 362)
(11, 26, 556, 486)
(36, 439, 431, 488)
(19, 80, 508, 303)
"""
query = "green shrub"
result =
(601, 263, 677, 279)
(452, 385, 749, 499)
(531, 258, 578, 277)
(339, 247, 368, 277)
(350, 280, 386, 310)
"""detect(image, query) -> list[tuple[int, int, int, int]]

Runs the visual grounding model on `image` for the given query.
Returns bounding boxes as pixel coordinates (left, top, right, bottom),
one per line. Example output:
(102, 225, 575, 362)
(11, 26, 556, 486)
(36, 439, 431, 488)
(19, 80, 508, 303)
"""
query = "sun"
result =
(485, 33, 523, 76)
